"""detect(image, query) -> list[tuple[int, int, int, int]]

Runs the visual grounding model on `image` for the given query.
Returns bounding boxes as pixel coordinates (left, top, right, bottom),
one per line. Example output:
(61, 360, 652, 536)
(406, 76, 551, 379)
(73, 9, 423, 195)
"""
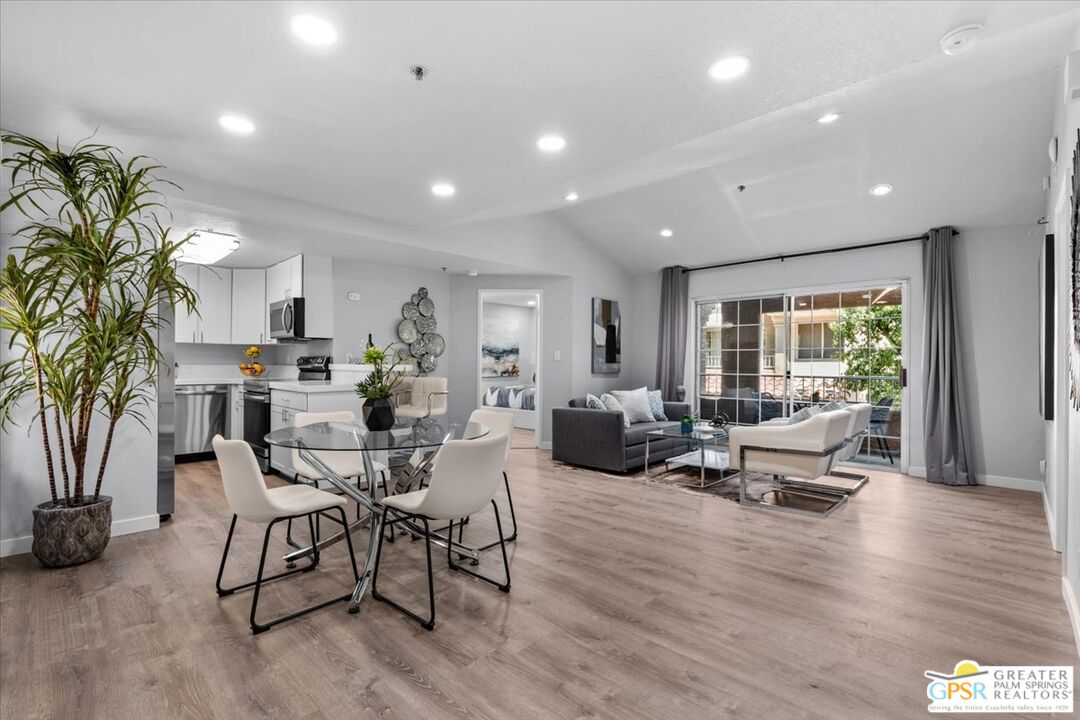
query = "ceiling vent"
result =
(939, 24, 983, 56)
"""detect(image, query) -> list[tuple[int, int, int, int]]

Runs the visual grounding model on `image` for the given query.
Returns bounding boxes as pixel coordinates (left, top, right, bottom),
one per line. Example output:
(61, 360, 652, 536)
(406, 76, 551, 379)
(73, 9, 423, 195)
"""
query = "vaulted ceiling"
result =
(1, 1, 1077, 274)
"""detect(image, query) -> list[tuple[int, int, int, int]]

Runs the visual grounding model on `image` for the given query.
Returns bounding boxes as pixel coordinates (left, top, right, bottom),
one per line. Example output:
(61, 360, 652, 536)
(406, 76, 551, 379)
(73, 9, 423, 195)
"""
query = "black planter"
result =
(31, 495, 112, 568)
(362, 397, 396, 431)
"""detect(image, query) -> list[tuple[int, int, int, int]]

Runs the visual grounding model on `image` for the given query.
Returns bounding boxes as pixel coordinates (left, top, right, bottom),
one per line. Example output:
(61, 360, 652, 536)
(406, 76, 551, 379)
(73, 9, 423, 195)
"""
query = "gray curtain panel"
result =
(655, 266, 689, 400)
(922, 226, 975, 485)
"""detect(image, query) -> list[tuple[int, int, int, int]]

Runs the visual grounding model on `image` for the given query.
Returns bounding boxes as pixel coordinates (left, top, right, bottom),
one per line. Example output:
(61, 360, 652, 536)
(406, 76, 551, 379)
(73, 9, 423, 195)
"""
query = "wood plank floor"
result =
(2, 433, 1076, 719)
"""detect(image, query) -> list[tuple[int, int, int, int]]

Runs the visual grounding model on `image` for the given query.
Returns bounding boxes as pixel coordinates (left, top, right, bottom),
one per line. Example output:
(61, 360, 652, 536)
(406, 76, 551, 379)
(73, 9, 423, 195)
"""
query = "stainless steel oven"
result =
(242, 379, 271, 472)
(269, 297, 306, 341)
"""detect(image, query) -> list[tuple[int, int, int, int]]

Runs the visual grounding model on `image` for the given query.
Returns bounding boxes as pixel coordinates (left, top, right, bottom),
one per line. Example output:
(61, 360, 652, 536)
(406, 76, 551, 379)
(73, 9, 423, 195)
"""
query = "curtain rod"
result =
(681, 229, 957, 274)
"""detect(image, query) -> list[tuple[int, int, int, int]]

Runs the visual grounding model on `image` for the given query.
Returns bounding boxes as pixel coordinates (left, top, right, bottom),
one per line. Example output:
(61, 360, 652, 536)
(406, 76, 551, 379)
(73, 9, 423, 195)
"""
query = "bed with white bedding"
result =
(481, 384, 537, 429)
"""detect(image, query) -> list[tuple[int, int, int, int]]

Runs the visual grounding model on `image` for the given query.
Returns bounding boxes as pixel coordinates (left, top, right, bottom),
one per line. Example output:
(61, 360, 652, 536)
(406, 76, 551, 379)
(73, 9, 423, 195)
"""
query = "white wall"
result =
(630, 230, 1047, 486)
(332, 258, 450, 376)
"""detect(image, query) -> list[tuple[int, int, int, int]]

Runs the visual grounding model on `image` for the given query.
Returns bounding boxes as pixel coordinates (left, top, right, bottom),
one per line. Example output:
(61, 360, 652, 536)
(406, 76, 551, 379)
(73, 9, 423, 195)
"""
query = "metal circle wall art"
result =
(397, 286, 442, 373)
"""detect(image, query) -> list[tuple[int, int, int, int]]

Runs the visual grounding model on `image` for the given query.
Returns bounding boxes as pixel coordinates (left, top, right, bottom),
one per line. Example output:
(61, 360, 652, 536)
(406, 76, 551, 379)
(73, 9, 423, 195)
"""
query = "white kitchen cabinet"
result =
(198, 266, 232, 343)
(269, 401, 302, 477)
(231, 268, 267, 345)
(174, 263, 201, 343)
(175, 264, 233, 343)
(228, 386, 244, 440)
(286, 255, 303, 299)
(266, 260, 292, 304)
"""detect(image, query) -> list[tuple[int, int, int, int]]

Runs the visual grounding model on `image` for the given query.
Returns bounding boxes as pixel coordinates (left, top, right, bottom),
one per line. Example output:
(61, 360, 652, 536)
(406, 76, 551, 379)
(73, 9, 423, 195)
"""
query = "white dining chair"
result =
(212, 436, 360, 634)
(464, 408, 518, 548)
(728, 409, 852, 517)
(371, 434, 510, 630)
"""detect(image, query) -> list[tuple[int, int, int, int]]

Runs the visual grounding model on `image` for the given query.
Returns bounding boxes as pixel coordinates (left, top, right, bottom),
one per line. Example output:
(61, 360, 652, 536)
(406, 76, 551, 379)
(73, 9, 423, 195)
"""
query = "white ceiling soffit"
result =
(1, 0, 1076, 237)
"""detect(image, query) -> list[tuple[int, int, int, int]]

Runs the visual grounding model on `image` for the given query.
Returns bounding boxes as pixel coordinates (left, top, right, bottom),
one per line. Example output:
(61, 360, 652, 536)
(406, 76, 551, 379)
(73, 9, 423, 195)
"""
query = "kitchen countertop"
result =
(175, 376, 292, 386)
(268, 380, 359, 394)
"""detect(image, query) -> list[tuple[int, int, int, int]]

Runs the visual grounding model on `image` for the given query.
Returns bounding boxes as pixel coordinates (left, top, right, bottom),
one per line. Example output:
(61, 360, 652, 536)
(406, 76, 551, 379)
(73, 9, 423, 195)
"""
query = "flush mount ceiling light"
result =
(659, 228, 674, 238)
(940, 24, 983, 56)
(564, 191, 579, 202)
(708, 55, 751, 81)
(179, 230, 240, 265)
(869, 183, 893, 196)
(537, 134, 567, 153)
(290, 14, 339, 47)
(218, 114, 255, 136)
(431, 182, 456, 197)
(817, 112, 841, 124)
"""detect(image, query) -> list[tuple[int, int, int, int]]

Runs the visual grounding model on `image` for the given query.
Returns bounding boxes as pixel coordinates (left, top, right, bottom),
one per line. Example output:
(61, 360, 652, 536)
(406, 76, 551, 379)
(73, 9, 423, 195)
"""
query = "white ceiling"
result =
(1, 1, 1077, 275)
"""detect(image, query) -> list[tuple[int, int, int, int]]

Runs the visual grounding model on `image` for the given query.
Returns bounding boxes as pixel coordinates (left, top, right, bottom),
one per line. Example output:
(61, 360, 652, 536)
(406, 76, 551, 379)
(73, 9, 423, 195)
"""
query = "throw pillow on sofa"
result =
(610, 387, 654, 424)
(646, 390, 666, 421)
(788, 405, 822, 424)
(585, 393, 606, 410)
(599, 393, 631, 427)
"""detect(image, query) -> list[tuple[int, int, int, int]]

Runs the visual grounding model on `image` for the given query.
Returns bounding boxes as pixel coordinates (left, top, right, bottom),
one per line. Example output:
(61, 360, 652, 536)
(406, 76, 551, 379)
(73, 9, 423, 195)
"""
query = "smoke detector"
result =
(940, 24, 983, 56)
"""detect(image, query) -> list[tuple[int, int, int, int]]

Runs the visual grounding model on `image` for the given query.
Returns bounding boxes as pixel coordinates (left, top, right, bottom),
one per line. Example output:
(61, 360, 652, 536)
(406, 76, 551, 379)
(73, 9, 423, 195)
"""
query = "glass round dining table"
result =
(264, 417, 489, 613)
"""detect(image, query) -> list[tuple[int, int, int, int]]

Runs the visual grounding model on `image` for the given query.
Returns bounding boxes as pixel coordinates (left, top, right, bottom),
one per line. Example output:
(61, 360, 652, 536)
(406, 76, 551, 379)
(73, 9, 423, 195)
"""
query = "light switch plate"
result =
(346, 292, 361, 302)
(553, 350, 561, 361)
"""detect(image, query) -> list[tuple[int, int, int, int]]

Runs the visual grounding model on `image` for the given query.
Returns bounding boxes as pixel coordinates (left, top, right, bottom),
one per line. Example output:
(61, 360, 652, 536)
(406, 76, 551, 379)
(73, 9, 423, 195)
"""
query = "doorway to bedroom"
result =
(477, 290, 543, 448)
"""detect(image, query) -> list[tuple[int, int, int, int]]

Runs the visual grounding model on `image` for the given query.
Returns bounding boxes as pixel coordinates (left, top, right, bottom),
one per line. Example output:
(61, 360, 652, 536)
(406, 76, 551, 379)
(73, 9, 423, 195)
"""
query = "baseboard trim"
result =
(1063, 577, 1080, 661)
(907, 467, 1041, 492)
(977, 474, 1043, 492)
(0, 513, 160, 558)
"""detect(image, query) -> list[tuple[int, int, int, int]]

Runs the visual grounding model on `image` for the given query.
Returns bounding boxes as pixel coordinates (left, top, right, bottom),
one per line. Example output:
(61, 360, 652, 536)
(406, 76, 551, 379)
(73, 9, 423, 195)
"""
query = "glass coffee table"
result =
(644, 426, 732, 488)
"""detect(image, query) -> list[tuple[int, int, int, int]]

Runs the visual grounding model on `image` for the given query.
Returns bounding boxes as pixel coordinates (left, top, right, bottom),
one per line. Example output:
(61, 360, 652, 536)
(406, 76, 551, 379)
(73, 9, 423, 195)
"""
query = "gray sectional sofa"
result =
(551, 397, 692, 473)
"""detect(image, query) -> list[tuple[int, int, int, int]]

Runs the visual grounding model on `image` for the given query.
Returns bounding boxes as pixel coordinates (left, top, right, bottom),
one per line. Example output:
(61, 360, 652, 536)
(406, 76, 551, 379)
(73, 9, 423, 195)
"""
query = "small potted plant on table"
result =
(354, 344, 404, 431)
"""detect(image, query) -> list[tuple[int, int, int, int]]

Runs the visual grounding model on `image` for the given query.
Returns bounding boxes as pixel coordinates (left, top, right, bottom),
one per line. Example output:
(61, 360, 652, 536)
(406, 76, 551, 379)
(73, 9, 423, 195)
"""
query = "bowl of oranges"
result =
(239, 345, 265, 377)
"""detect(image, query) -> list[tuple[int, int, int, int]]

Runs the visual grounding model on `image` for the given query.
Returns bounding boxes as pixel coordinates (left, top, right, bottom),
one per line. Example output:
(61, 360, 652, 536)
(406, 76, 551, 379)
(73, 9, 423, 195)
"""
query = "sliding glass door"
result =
(696, 284, 905, 469)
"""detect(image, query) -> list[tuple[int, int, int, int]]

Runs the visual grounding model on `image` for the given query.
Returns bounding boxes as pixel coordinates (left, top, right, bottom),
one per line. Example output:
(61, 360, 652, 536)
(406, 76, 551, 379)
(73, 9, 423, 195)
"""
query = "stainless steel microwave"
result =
(269, 297, 306, 340)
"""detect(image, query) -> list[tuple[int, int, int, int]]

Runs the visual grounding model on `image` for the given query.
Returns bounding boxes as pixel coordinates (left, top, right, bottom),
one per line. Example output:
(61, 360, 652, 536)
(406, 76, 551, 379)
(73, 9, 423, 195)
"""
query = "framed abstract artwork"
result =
(592, 297, 621, 374)
(1071, 129, 1080, 410)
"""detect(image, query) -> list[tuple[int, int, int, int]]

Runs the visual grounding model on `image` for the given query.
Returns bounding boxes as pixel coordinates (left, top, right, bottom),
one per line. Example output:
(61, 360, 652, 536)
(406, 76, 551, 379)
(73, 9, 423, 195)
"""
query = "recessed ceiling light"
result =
(431, 182, 456, 197)
(526, 300, 537, 306)
(218, 114, 255, 136)
(817, 112, 841, 124)
(565, 191, 579, 202)
(179, 230, 240, 265)
(869, 183, 893, 196)
(659, 228, 674, 238)
(290, 14, 338, 47)
(708, 55, 751, 81)
(466, 270, 479, 277)
(537, 134, 567, 153)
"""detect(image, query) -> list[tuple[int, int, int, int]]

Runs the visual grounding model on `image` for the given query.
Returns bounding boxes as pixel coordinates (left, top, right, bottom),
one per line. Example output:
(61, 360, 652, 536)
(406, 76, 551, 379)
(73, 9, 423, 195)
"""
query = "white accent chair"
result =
(212, 436, 360, 634)
(775, 403, 874, 496)
(372, 434, 510, 630)
(393, 376, 448, 420)
(728, 409, 853, 517)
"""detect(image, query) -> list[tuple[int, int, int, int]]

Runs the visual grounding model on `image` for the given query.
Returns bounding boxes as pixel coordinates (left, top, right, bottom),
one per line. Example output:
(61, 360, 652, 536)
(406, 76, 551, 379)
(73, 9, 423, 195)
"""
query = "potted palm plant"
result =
(354, 344, 405, 430)
(0, 133, 196, 567)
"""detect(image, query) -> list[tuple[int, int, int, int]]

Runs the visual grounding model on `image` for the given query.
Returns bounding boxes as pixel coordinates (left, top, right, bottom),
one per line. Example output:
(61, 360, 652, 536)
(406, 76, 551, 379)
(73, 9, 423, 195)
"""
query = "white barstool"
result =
(371, 434, 510, 630)
(212, 436, 360, 634)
